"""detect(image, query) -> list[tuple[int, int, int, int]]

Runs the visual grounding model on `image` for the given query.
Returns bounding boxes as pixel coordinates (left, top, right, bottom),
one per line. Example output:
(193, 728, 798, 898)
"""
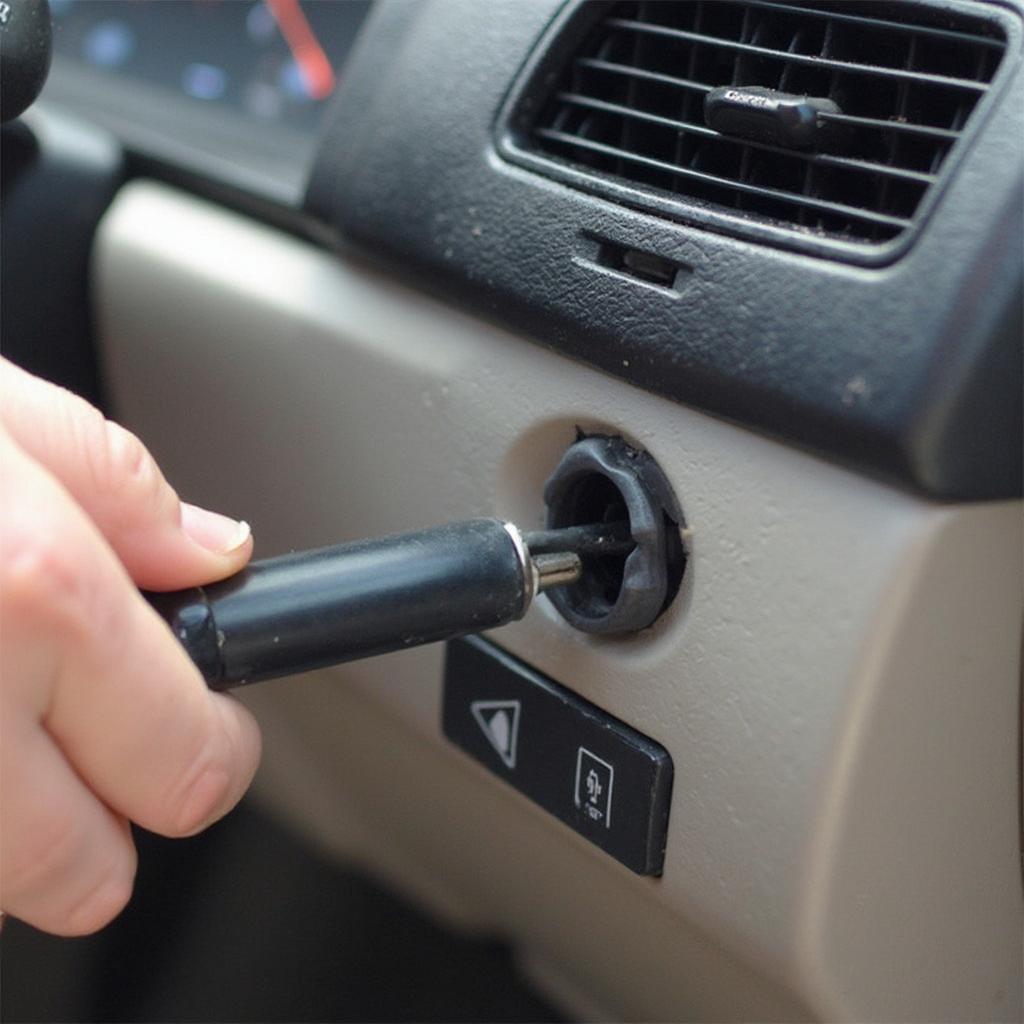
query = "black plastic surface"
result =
(443, 637, 674, 876)
(0, 0, 52, 124)
(149, 519, 529, 688)
(307, 0, 1023, 500)
(0, 109, 123, 408)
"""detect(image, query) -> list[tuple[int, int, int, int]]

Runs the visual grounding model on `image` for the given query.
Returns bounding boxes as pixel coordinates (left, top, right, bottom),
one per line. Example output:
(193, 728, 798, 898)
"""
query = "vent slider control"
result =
(704, 86, 843, 152)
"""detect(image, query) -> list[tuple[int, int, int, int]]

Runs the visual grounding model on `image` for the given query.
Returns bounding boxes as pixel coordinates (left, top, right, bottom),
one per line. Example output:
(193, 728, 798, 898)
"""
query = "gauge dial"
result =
(51, 0, 371, 133)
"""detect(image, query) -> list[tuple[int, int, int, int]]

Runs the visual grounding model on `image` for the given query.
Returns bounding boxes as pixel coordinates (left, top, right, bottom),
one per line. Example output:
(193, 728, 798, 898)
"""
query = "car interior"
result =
(1, 1, 1021, 1021)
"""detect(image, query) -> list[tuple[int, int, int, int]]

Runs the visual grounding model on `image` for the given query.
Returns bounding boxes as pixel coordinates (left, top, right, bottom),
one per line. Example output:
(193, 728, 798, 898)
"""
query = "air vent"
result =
(505, 0, 1011, 254)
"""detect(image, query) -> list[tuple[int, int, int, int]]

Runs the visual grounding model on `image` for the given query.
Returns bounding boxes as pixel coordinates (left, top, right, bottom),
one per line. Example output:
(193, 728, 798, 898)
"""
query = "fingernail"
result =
(181, 503, 251, 555)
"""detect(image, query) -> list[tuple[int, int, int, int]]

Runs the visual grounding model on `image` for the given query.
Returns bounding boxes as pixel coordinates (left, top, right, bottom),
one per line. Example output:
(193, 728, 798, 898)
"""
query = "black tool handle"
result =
(147, 518, 528, 690)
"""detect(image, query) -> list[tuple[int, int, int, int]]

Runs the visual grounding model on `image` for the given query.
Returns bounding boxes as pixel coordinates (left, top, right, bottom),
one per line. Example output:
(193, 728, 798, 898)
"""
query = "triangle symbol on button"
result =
(470, 700, 521, 770)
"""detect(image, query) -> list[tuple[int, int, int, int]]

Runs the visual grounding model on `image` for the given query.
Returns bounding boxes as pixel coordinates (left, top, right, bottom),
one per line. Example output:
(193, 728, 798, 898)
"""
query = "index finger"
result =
(2, 433, 261, 838)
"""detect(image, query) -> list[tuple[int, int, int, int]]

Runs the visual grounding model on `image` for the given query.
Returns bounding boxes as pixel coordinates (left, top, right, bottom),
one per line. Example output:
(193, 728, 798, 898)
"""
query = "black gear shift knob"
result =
(1, 0, 52, 123)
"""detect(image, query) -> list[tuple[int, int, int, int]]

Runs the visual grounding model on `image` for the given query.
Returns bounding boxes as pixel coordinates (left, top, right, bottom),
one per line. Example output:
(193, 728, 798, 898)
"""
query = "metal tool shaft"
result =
(148, 518, 608, 690)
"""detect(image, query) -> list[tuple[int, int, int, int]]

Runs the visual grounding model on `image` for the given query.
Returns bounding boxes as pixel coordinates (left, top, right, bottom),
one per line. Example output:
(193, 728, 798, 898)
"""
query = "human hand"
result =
(0, 358, 261, 935)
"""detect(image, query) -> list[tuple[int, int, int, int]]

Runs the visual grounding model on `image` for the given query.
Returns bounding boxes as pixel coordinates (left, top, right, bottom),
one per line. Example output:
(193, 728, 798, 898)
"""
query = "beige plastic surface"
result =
(94, 182, 1023, 1022)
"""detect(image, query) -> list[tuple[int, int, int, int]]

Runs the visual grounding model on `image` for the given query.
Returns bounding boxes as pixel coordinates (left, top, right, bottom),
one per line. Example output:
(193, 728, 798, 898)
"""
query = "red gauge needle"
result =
(265, 0, 336, 101)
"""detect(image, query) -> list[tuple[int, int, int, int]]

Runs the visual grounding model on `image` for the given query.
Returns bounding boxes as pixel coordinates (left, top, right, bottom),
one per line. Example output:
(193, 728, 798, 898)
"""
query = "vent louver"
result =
(512, 0, 1010, 253)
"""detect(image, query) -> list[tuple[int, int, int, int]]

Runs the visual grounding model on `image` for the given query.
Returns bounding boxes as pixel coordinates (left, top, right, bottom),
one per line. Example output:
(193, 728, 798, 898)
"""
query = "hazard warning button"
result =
(470, 700, 521, 770)
(443, 637, 673, 876)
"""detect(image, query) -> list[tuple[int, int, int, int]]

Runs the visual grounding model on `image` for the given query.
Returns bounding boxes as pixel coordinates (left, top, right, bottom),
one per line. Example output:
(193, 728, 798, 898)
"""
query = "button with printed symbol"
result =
(443, 637, 673, 876)
(574, 747, 614, 829)
(470, 699, 520, 770)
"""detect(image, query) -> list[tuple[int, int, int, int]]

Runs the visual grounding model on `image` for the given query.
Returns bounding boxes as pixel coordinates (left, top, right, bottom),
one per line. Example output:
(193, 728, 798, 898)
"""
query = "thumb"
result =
(0, 359, 253, 590)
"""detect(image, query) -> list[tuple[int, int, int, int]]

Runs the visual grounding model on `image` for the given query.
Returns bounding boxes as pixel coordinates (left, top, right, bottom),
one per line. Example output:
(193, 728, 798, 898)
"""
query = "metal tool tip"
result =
(533, 551, 583, 592)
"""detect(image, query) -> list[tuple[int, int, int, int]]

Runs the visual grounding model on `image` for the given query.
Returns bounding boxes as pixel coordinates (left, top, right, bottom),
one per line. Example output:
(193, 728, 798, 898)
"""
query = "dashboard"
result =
(12, 0, 1023, 1020)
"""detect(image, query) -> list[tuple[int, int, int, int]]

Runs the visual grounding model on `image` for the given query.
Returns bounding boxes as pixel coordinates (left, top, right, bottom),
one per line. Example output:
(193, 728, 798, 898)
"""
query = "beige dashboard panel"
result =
(95, 182, 1022, 1022)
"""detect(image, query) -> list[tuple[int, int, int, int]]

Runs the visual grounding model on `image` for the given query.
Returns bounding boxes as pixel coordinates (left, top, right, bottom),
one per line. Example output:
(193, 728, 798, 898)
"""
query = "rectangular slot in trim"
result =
(577, 233, 692, 293)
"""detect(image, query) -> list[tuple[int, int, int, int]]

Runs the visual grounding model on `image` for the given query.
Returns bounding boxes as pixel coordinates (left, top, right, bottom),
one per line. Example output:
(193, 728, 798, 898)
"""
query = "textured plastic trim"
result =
(306, 0, 1024, 500)
(496, 0, 1021, 267)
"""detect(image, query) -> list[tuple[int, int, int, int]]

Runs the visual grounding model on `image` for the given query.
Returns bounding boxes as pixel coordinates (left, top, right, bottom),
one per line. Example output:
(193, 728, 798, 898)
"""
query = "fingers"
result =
(1, 447, 137, 934)
(0, 433, 261, 931)
(0, 357, 252, 590)
(0, 715, 136, 937)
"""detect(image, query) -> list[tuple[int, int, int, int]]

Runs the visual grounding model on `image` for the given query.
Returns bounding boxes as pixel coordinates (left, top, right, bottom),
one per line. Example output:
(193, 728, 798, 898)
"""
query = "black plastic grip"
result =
(147, 518, 528, 690)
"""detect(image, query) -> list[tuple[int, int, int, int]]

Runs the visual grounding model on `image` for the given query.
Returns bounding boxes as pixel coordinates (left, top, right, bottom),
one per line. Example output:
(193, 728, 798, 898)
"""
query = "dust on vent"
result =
(505, 0, 1011, 256)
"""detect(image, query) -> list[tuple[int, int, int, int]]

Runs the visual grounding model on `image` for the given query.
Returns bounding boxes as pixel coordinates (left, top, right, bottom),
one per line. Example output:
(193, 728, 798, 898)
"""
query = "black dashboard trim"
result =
(0, 110, 124, 410)
(307, 0, 1023, 500)
(495, 0, 1021, 268)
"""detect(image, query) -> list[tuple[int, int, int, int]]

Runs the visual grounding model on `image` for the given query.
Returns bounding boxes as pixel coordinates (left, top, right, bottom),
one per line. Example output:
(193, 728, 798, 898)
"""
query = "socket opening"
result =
(549, 472, 631, 614)
(544, 434, 685, 635)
